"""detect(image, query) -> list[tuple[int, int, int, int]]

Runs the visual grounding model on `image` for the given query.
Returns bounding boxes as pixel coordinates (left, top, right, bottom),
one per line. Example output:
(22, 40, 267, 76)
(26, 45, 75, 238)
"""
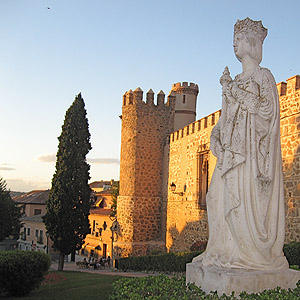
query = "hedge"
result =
(0, 250, 50, 297)
(118, 242, 300, 273)
(109, 274, 300, 300)
(283, 242, 300, 267)
(118, 251, 201, 273)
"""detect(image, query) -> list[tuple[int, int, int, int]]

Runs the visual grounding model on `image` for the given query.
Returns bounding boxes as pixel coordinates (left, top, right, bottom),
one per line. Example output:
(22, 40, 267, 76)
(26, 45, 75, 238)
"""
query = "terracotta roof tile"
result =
(13, 190, 49, 205)
(89, 208, 112, 216)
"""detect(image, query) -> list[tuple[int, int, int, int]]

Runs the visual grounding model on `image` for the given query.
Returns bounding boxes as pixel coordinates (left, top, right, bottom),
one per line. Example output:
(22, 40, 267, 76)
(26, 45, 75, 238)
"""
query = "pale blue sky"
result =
(1, 0, 300, 191)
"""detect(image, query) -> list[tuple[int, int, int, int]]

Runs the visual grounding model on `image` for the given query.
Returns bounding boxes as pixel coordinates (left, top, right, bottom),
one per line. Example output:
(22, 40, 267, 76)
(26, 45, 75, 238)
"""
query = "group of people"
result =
(82, 256, 111, 269)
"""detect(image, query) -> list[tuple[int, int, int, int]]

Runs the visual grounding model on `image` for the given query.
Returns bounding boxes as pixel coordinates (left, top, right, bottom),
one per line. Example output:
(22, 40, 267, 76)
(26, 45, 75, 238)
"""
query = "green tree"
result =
(43, 93, 92, 271)
(0, 178, 22, 241)
(110, 181, 119, 218)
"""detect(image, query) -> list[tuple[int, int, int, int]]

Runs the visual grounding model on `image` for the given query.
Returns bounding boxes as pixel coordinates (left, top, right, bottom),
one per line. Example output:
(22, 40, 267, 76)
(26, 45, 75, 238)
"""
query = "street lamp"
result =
(110, 219, 118, 268)
(170, 182, 185, 196)
(46, 232, 49, 254)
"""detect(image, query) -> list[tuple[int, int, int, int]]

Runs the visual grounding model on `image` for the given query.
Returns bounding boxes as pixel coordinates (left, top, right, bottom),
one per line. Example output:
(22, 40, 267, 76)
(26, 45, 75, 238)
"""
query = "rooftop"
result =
(89, 208, 112, 216)
(89, 181, 113, 189)
(13, 190, 49, 205)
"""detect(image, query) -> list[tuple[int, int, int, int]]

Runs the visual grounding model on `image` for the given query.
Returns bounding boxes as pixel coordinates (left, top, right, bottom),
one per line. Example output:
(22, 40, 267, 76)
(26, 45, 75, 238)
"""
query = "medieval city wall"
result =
(116, 75, 300, 257)
(166, 74, 300, 252)
(278, 75, 300, 242)
(165, 111, 220, 252)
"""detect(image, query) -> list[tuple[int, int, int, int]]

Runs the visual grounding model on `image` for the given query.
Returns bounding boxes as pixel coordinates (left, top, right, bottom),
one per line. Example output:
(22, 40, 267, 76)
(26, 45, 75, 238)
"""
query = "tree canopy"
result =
(0, 178, 22, 241)
(43, 93, 92, 270)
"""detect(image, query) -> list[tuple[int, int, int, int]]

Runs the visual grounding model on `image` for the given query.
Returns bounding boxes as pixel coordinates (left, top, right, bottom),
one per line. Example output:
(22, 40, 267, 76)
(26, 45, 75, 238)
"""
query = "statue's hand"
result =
(211, 135, 223, 158)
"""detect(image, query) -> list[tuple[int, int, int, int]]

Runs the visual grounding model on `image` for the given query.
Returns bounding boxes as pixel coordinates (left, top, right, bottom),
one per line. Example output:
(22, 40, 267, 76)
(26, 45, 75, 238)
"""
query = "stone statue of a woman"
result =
(193, 18, 288, 271)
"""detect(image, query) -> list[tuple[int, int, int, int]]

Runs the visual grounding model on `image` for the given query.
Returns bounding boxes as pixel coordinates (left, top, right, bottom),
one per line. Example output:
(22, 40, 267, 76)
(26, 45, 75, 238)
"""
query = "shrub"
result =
(110, 274, 206, 300)
(118, 251, 201, 273)
(190, 240, 207, 252)
(283, 242, 300, 267)
(110, 275, 300, 300)
(0, 250, 50, 297)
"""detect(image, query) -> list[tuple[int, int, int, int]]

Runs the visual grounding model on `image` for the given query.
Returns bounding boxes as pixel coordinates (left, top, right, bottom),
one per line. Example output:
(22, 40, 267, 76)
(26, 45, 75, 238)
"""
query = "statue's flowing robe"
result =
(193, 68, 288, 270)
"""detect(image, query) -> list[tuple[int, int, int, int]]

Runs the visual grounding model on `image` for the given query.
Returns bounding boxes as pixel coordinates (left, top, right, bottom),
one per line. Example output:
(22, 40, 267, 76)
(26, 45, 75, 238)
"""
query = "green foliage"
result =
(110, 181, 119, 218)
(0, 250, 50, 297)
(43, 93, 92, 266)
(118, 242, 300, 274)
(110, 275, 205, 300)
(110, 275, 300, 300)
(190, 240, 207, 252)
(0, 177, 22, 241)
(283, 242, 300, 267)
(118, 252, 201, 273)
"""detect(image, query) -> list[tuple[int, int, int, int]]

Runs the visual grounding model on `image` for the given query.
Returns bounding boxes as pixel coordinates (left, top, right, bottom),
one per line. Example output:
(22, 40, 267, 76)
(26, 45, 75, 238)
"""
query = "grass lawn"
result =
(7, 271, 123, 300)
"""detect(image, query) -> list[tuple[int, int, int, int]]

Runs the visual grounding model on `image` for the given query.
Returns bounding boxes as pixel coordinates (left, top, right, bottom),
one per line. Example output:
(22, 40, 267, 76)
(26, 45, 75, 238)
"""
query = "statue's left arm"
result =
(253, 68, 280, 182)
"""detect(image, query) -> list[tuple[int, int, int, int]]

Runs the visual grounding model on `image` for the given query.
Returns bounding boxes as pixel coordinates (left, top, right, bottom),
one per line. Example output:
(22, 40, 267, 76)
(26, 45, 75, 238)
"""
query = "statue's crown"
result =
(234, 17, 267, 42)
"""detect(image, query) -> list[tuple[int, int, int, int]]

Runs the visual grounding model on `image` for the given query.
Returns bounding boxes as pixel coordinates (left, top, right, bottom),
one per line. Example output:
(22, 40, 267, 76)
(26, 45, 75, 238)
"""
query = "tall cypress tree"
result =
(43, 93, 92, 270)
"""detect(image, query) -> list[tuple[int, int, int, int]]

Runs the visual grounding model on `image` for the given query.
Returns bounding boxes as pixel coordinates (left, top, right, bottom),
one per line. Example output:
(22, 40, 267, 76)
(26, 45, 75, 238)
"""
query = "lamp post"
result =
(46, 232, 49, 254)
(170, 182, 185, 196)
(110, 219, 118, 268)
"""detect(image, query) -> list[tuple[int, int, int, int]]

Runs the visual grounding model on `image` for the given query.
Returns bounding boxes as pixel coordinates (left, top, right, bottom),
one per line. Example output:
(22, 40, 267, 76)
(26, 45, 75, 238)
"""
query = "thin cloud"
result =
(88, 158, 120, 165)
(36, 154, 119, 165)
(0, 167, 15, 171)
(0, 163, 15, 171)
(6, 178, 50, 192)
(36, 153, 56, 163)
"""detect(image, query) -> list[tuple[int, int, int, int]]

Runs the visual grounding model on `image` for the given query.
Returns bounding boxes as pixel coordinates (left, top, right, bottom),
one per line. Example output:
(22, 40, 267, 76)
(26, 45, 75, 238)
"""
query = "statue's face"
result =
(233, 32, 262, 64)
(233, 32, 247, 62)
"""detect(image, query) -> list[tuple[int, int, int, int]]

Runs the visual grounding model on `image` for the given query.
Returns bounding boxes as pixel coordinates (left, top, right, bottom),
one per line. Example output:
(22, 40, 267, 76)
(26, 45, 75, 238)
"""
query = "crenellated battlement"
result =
(170, 110, 221, 143)
(122, 87, 176, 108)
(171, 82, 199, 96)
(277, 75, 300, 96)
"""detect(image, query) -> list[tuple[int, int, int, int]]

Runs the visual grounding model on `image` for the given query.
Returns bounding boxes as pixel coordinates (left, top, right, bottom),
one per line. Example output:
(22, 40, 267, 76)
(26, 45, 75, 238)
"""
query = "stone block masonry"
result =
(115, 87, 176, 257)
(278, 75, 300, 242)
(166, 111, 220, 252)
(115, 74, 300, 257)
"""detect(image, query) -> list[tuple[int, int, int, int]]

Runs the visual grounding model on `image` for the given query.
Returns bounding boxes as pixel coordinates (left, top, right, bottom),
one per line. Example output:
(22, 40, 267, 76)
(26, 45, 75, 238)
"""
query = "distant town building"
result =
(89, 180, 115, 192)
(13, 190, 52, 253)
(80, 183, 117, 260)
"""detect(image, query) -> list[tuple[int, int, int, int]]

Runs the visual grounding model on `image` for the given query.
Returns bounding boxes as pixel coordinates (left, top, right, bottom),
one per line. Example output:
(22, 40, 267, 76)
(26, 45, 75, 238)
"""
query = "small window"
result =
(103, 221, 107, 231)
(183, 95, 186, 103)
(27, 228, 30, 236)
(35, 230, 39, 237)
(34, 209, 41, 215)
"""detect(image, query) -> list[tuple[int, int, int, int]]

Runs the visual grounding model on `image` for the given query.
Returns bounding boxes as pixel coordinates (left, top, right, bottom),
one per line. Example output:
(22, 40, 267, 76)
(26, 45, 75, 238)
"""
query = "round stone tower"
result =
(115, 87, 175, 258)
(171, 82, 199, 132)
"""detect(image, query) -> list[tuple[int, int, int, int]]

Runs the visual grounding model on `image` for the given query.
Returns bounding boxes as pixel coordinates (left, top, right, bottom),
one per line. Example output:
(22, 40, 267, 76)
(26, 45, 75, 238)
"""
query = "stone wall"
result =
(278, 75, 300, 242)
(166, 111, 220, 252)
(116, 74, 300, 257)
(115, 88, 175, 257)
(166, 74, 300, 252)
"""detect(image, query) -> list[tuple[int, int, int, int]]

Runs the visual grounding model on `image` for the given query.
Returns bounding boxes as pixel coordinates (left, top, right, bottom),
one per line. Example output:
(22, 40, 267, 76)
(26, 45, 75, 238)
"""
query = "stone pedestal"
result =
(186, 262, 300, 297)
